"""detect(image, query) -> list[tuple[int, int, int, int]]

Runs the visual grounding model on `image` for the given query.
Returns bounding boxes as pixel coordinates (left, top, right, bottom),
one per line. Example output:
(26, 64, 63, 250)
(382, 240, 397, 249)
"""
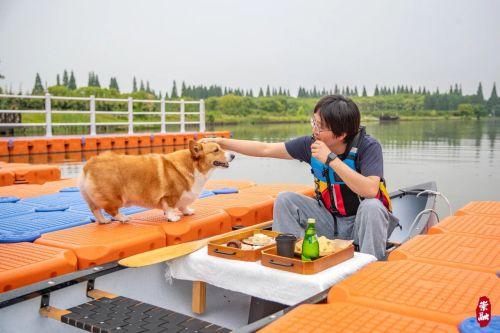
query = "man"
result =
(200, 95, 398, 260)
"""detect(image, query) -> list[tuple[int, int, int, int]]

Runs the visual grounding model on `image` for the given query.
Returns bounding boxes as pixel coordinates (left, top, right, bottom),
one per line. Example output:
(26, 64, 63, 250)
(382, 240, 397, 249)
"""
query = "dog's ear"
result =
(189, 140, 202, 159)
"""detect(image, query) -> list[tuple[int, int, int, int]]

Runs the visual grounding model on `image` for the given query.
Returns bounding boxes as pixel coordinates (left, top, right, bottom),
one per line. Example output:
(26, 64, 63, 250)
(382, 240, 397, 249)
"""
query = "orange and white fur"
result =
(78, 140, 234, 224)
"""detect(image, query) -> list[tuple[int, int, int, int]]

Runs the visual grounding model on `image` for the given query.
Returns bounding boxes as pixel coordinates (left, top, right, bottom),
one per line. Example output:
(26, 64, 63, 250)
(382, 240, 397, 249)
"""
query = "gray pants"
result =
(272, 192, 399, 260)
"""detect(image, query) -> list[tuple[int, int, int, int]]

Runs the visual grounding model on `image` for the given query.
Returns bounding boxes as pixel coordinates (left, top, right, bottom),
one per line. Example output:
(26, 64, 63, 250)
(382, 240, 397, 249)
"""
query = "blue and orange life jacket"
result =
(311, 127, 392, 218)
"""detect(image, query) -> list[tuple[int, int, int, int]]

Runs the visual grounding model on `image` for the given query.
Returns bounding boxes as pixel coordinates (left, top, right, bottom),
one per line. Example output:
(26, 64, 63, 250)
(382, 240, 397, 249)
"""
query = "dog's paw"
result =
(167, 215, 181, 222)
(114, 213, 130, 223)
(97, 219, 112, 224)
(181, 207, 195, 216)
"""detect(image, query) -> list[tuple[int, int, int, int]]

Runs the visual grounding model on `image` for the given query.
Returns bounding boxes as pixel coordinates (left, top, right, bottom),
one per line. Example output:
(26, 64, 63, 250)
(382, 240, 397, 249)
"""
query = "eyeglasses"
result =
(310, 117, 332, 134)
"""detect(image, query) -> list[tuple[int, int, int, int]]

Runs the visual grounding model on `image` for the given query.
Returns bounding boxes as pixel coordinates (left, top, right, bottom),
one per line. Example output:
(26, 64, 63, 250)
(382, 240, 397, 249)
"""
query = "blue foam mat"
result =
(68, 203, 149, 221)
(0, 202, 37, 219)
(459, 316, 500, 333)
(211, 187, 238, 195)
(20, 191, 86, 207)
(0, 210, 91, 243)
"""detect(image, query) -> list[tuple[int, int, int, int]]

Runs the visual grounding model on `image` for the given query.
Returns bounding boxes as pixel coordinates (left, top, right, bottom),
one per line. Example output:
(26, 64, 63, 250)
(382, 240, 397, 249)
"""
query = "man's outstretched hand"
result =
(198, 137, 223, 144)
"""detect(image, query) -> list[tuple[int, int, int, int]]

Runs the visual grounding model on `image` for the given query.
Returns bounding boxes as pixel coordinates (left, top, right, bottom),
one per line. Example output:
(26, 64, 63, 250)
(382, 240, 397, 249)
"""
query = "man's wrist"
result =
(218, 137, 226, 148)
(325, 152, 338, 166)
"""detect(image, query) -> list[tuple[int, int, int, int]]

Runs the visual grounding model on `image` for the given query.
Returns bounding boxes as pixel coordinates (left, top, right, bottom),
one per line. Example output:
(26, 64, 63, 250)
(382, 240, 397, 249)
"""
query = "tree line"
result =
(0, 69, 498, 119)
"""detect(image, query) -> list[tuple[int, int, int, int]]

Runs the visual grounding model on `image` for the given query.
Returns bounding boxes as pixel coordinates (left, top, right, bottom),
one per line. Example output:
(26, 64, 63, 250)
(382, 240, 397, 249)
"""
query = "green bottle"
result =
(301, 218, 320, 261)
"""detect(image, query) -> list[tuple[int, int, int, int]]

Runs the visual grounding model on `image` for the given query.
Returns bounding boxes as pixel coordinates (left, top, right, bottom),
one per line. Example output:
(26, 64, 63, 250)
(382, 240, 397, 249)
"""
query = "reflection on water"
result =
(3, 119, 499, 217)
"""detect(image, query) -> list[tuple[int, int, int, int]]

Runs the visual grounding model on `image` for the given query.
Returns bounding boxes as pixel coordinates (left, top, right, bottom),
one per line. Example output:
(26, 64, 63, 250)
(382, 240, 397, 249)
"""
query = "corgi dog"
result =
(78, 140, 235, 224)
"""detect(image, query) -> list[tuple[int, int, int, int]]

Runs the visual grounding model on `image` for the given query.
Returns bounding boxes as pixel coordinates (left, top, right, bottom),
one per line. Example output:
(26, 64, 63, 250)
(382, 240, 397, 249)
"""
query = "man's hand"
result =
(311, 140, 331, 164)
(198, 137, 223, 144)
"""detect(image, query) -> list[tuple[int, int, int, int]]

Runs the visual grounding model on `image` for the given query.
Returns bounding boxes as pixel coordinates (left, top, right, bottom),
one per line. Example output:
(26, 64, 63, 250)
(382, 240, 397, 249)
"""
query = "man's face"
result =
(311, 112, 345, 147)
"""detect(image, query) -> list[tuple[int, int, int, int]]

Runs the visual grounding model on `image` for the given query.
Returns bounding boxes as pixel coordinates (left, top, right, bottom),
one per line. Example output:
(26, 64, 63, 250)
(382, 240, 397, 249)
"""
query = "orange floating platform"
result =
(130, 206, 232, 245)
(0, 178, 76, 197)
(0, 163, 61, 185)
(428, 215, 500, 240)
(0, 131, 230, 156)
(455, 201, 500, 218)
(259, 302, 458, 333)
(327, 260, 500, 326)
(193, 193, 275, 227)
(0, 242, 77, 292)
(0, 169, 15, 187)
(204, 179, 256, 191)
(35, 222, 166, 269)
(388, 233, 500, 274)
(240, 183, 314, 198)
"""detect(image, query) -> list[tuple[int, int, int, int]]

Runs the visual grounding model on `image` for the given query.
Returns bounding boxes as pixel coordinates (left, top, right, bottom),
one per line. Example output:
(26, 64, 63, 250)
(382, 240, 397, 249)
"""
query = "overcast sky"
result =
(0, 0, 499, 97)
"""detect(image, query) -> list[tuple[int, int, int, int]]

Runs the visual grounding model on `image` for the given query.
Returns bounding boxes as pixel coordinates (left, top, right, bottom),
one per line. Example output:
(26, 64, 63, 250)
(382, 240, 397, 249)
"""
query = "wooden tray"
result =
(207, 229, 280, 262)
(261, 244, 354, 274)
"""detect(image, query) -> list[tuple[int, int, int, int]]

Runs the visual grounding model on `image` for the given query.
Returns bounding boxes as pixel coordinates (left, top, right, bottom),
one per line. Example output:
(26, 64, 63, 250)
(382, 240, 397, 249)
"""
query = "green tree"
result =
(140, 80, 145, 92)
(171, 80, 178, 99)
(109, 77, 119, 92)
(56, 74, 61, 86)
(132, 77, 137, 92)
(32, 73, 44, 95)
(63, 70, 69, 87)
(181, 81, 187, 97)
(476, 82, 484, 102)
(68, 71, 77, 90)
(88, 72, 97, 87)
(374, 85, 379, 96)
(490, 83, 497, 100)
(266, 85, 271, 97)
(258, 87, 264, 97)
(488, 83, 498, 114)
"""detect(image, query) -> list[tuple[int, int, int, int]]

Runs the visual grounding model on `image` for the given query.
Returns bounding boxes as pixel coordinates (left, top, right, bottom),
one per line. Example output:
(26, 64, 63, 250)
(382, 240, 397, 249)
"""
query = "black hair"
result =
(313, 94, 361, 143)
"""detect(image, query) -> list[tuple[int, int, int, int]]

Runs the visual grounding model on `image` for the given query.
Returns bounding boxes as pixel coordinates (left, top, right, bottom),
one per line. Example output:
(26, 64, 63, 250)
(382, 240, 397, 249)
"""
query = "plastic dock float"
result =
(193, 193, 275, 227)
(259, 302, 457, 333)
(0, 242, 77, 292)
(327, 260, 500, 326)
(239, 183, 314, 198)
(130, 206, 232, 245)
(388, 233, 500, 274)
(35, 223, 166, 269)
(455, 201, 500, 218)
(428, 215, 500, 240)
(0, 131, 231, 157)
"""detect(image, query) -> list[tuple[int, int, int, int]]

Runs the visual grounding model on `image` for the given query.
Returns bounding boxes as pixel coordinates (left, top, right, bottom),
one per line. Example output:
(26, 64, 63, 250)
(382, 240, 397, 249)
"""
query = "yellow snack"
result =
(295, 236, 353, 256)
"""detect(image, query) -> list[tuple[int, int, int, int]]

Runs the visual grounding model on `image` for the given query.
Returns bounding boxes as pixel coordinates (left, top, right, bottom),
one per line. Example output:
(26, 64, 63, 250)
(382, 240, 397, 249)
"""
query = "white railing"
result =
(0, 93, 206, 137)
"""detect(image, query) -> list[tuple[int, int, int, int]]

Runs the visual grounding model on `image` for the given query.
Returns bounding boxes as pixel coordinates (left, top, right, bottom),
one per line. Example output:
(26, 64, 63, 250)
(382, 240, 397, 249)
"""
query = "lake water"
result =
(28, 118, 499, 219)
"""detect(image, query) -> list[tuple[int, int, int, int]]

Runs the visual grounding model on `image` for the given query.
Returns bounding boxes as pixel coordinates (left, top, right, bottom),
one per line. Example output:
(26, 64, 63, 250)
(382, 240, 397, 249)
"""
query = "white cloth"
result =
(166, 247, 376, 306)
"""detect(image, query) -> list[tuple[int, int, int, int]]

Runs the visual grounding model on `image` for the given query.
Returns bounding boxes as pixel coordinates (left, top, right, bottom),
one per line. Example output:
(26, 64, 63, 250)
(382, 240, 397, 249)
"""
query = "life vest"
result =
(311, 127, 392, 218)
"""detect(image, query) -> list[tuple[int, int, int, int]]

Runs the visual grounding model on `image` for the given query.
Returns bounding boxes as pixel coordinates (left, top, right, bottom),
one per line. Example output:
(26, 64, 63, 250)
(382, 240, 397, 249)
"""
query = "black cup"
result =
(275, 233, 297, 258)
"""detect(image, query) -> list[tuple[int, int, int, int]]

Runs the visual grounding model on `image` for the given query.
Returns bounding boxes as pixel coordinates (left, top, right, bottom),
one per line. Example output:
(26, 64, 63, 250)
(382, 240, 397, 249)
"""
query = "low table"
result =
(166, 246, 376, 314)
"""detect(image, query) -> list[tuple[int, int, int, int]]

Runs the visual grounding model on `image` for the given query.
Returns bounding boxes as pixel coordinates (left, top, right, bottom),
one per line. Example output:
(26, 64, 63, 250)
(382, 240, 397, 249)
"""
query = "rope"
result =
(415, 190, 452, 217)
(408, 208, 440, 240)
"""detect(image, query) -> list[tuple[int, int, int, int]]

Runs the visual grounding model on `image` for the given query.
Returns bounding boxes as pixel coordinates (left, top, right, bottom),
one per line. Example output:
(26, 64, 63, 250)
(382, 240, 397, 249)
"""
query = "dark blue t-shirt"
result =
(284, 134, 384, 178)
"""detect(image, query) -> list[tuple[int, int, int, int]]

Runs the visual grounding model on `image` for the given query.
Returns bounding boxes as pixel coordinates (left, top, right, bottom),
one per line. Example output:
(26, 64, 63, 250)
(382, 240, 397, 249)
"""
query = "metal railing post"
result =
(45, 93, 52, 137)
(128, 97, 134, 134)
(199, 99, 205, 132)
(160, 98, 166, 133)
(89, 95, 96, 136)
(180, 99, 185, 133)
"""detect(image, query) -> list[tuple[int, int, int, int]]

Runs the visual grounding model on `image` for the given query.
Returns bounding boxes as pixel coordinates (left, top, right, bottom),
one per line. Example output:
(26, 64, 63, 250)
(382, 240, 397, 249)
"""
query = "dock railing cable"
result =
(0, 94, 206, 137)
